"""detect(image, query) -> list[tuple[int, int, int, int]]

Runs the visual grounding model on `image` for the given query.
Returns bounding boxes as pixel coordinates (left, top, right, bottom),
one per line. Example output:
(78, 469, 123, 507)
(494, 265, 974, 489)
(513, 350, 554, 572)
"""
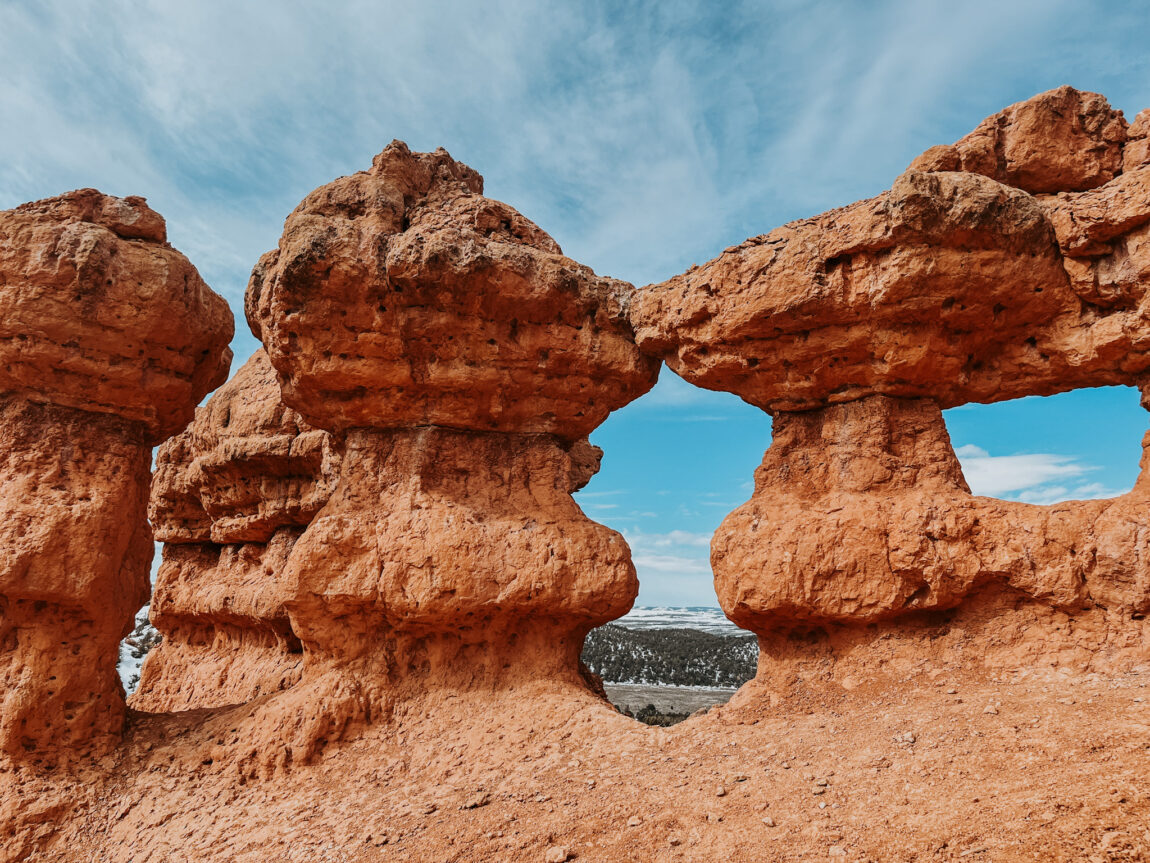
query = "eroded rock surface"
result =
(240, 142, 658, 758)
(136, 350, 339, 711)
(907, 85, 1127, 193)
(0, 188, 233, 441)
(247, 142, 653, 439)
(715, 395, 1150, 629)
(633, 87, 1150, 679)
(632, 143, 1150, 411)
(0, 191, 232, 758)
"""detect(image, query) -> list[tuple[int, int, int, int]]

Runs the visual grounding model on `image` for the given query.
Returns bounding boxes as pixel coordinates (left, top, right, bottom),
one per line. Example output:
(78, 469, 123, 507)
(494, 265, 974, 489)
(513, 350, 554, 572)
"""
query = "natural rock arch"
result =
(631, 86, 1150, 686)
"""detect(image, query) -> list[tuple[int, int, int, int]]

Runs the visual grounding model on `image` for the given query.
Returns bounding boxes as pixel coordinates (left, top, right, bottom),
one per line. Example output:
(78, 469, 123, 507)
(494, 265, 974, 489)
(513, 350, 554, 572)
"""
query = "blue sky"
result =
(2, 0, 1148, 605)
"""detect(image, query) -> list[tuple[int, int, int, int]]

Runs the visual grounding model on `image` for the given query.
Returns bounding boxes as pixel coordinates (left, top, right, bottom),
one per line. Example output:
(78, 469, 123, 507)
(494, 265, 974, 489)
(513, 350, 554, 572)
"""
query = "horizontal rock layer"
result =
(138, 352, 337, 712)
(632, 88, 1150, 412)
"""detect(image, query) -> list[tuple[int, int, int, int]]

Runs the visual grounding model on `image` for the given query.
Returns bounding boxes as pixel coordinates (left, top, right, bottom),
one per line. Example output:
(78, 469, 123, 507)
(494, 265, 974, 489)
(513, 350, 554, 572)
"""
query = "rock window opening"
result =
(574, 371, 771, 724)
(943, 386, 1144, 505)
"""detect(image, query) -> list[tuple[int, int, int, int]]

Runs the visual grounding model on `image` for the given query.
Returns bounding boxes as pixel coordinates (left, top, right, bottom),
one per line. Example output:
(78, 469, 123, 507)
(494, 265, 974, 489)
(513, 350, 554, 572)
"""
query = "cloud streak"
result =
(955, 444, 1129, 503)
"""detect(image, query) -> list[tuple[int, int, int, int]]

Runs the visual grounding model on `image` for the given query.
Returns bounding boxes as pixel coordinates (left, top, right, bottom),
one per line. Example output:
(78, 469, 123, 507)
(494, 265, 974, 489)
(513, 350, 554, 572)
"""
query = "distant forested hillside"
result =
(581, 625, 757, 687)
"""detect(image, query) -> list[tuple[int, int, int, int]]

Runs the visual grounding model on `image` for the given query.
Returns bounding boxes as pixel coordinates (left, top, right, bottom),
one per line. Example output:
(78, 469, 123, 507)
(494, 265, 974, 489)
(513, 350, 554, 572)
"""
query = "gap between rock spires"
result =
(1, 87, 1149, 862)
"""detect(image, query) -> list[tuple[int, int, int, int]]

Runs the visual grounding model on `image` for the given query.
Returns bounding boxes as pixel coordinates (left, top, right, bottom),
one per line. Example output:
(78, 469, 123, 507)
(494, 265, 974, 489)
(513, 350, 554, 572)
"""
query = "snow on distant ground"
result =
(118, 605, 160, 695)
(113, 606, 745, 696)
(614, 606, 746, 636)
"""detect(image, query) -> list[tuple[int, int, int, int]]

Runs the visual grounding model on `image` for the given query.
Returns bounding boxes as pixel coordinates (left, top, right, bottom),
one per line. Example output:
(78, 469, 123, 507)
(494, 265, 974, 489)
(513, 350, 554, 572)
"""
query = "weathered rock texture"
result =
(632, 86, 1150, 678)
(136, 350, 339, 711)
(634, 148, 1150, 410)
(0, 189, 232, 440)
(247, 143, 652, 438)
(0, 190, 232, 758)
(242, 142, 657, 756)
(7, 97, 1150, 863)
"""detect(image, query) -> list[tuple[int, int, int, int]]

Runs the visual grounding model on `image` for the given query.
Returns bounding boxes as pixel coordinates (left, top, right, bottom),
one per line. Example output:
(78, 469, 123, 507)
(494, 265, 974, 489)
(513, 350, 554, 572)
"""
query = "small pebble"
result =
(716, 786, 727, 797)
(627, 815, 642, 827)
(762, 816, 777, 827)
(983, 705, 999, 715)
(544, 847, 570, 863)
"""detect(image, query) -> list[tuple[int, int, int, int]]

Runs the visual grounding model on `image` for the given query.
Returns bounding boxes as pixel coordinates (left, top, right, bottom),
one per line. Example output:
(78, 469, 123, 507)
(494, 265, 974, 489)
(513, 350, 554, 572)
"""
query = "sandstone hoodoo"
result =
(6, 94, 1150, 863)
(244, 142, 658, 750)
(632, 86, 1150, 682)
(0, 190, 233, 758)
(136, 350, 340, 712)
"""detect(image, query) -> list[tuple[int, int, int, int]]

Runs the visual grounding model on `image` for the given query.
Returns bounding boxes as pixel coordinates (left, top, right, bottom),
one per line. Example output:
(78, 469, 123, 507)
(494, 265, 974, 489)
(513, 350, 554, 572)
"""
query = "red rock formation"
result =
(716, 395, 1150, 625)
(136, 351, 339, 711)
(0, 190, 232, 758)
(632, 166, 1150, 414)
(244, 142, 658, 756)
(1125, 109, 1150, 171)
(907, 85, 1127, 193)
(10, 100, 1150, 863)
(632, 87, 1150, 680)
(247, 143, 651, 438)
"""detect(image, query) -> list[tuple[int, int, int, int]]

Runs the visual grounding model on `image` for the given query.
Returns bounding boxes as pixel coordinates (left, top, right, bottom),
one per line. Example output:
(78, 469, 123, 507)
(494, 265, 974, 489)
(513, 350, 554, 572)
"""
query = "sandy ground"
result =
(9, 663, 1149, 862)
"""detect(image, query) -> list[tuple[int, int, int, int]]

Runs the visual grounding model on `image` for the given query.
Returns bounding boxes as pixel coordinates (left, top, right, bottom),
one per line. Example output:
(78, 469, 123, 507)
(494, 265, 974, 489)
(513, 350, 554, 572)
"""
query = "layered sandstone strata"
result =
(136, 351, 339, 711)
(0, 190, 232, 757)
(632, 87, 1150, 679)
(244, 142, 657, 755)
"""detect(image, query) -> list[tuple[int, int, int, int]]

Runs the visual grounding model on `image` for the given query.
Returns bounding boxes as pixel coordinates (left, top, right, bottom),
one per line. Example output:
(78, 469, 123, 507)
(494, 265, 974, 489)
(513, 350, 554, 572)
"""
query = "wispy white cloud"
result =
(625, 529, 712, 550)
(623, 528, 715, 599)
(1016, 482, 1127, 506)
(955, 444, 1129, 503)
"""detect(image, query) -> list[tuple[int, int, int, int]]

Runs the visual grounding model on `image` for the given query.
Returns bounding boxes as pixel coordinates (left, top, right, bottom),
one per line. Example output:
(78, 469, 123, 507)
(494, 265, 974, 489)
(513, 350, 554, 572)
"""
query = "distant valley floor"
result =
(604, 682, 738, 716)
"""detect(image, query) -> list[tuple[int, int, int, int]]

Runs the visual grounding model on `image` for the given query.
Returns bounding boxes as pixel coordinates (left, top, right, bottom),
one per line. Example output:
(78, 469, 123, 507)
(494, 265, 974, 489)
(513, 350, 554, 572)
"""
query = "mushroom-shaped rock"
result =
(633, 89, 1150, 682)
(0, 190, 232, 758)
(136, 351, 339, 711)
(243, 144, 657, 756)
(247, 141, 655, 439)
(716, 395, 1150, 629)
